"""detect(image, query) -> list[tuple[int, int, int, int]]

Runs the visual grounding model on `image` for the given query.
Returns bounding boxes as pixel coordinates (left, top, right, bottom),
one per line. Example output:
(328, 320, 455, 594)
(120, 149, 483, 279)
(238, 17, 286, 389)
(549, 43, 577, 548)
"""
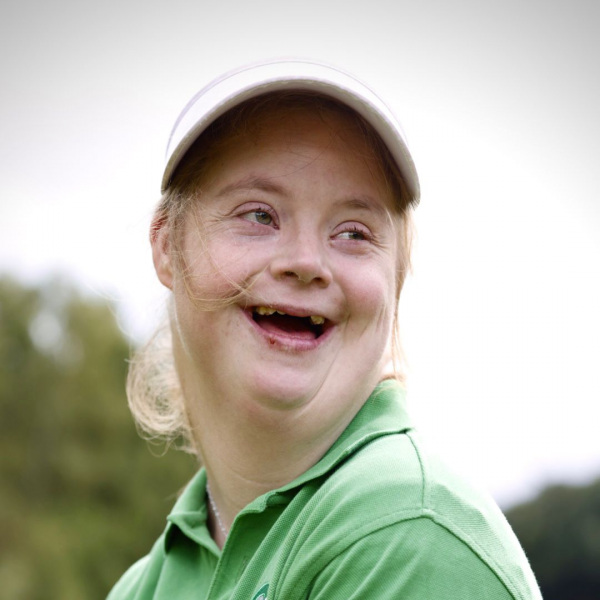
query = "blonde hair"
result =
(127, 92, 415, 452)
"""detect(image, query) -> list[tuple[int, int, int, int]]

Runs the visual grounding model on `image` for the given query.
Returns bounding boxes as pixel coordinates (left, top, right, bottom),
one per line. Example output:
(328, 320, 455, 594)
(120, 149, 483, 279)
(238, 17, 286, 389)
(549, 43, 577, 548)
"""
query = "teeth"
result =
(254, 307, 325, 326)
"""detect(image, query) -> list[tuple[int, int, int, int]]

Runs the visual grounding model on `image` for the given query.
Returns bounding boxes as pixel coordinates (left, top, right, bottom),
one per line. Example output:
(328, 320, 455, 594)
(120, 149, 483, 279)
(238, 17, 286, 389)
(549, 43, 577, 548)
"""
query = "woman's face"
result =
(154, 106, 401, 435)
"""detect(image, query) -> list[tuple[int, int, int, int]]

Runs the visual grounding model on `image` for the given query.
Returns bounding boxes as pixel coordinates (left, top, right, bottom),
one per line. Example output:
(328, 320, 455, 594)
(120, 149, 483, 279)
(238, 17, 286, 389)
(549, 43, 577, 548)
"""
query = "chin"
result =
(244, 371, 327, 412)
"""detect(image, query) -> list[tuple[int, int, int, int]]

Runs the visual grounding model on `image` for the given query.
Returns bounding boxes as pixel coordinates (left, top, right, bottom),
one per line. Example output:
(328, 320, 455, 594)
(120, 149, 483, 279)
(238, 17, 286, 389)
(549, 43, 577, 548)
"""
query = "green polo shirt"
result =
(107, 381, 542, 600)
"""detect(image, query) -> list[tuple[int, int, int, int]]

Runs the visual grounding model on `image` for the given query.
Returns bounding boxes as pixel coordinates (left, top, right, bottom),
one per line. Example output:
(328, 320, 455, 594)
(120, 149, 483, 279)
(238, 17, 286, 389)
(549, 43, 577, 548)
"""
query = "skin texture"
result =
(152, 107, 400, 546)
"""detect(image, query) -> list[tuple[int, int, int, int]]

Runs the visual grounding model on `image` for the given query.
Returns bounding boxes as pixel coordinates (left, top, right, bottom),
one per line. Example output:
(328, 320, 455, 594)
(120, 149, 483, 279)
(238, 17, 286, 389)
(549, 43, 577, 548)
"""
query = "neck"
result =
(193, 388, 375, 546)
(200, 407, 341, 522)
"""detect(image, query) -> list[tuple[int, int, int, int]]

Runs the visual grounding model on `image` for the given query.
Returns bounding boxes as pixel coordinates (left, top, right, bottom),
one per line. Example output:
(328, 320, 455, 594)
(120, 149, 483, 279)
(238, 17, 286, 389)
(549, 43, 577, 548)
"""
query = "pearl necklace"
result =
(206, 482, 229, 538)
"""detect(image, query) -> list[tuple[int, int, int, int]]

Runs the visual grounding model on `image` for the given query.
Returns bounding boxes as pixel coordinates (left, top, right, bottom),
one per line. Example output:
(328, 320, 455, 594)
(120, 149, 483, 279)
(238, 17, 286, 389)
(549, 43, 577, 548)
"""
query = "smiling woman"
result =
(108, 60, 542, 600)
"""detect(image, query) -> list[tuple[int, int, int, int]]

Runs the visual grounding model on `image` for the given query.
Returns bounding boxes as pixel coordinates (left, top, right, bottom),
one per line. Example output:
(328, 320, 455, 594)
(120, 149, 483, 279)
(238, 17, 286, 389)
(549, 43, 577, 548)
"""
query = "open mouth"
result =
(251, 306, 327, 340)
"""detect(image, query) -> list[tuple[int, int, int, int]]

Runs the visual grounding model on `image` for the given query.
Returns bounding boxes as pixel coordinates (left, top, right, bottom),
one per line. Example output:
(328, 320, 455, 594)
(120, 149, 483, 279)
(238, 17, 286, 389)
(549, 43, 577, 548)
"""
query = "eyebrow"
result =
(216, 175, 391, 217)
(215, 175, 288, 198)
(332, 196, 390, 218)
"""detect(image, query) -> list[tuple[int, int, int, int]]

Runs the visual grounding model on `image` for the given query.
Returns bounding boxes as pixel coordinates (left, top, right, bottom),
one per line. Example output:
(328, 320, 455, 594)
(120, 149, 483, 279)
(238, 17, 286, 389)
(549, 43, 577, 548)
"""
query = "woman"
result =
(108, 60, 542, 599)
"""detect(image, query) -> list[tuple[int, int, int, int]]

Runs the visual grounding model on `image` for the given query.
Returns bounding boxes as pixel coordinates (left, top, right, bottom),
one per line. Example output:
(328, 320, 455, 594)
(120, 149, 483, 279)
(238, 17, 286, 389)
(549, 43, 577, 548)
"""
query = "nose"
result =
(269, 233, 332, 287)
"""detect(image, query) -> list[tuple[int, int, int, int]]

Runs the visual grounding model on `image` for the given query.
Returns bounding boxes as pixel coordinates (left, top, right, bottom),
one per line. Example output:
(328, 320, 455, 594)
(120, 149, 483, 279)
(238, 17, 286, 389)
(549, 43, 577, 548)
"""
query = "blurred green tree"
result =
(505, 478, 600, 600)
(0, 275, 196, 599)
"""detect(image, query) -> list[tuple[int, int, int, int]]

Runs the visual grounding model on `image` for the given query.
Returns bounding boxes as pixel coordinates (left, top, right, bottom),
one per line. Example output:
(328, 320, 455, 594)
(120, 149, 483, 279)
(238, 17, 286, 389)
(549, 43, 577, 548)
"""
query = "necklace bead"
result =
(206, 482, 229, 539)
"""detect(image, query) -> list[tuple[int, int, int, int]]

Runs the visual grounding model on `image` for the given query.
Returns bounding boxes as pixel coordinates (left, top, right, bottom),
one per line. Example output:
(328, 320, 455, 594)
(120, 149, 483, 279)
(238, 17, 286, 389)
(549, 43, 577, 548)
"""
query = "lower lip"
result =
(242, 310, 332, 352)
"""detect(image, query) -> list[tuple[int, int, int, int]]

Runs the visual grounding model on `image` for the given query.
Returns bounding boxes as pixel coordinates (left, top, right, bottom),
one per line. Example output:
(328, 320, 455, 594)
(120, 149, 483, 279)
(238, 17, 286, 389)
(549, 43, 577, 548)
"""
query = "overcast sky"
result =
(2, 0, 599, 508)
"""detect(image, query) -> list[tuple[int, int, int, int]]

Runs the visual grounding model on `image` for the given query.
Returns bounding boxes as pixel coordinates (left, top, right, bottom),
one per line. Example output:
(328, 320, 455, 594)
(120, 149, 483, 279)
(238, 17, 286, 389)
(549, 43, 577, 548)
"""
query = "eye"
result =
(334, 224, 372, 242)
(337, 229, 367, 241)
(242, 209, 274, 226)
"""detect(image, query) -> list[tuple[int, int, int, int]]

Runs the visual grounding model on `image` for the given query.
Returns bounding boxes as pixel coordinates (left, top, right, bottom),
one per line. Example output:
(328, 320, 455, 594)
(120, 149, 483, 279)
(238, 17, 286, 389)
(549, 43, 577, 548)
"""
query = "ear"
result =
(150, 214, 174, 290)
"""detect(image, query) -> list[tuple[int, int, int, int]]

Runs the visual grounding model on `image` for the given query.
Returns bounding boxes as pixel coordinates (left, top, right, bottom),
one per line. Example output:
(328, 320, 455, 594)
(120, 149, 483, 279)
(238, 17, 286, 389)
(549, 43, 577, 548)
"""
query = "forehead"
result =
(210, 95, 372, 156)
(207, 107, 393, 203)
(233, 108, 373, 161)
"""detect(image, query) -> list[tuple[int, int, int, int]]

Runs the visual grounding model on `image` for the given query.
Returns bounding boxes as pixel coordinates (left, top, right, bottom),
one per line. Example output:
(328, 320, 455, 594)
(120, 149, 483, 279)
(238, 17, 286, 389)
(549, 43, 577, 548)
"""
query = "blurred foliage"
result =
(505, 478, 600, 599)
(0, 275, 196, 599)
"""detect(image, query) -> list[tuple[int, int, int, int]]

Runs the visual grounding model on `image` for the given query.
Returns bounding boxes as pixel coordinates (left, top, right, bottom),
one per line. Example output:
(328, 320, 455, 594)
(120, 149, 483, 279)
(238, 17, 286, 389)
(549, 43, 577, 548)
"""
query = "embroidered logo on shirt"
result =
(252, 583, 269, 600)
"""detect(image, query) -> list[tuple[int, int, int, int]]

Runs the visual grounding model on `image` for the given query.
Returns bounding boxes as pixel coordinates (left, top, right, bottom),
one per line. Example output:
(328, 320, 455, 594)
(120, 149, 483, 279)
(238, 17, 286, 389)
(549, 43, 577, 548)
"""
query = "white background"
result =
(2, 0, 599, 507)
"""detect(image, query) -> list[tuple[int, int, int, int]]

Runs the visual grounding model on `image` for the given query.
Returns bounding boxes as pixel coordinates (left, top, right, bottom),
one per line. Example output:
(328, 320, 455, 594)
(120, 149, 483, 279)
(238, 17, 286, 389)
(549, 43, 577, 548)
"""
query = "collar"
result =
(165, 379, 413, 551)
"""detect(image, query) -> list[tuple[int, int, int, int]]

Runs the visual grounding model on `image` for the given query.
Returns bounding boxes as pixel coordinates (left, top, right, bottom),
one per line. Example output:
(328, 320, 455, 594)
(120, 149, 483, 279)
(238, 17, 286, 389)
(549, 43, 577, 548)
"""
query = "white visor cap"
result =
(162, 59, 420, 204)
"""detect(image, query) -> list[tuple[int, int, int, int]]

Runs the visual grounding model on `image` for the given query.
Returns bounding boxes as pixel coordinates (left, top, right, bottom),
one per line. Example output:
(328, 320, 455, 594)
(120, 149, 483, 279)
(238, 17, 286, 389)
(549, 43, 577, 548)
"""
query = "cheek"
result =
(346, 265, 397, 332)
(178, 230, 262, 303)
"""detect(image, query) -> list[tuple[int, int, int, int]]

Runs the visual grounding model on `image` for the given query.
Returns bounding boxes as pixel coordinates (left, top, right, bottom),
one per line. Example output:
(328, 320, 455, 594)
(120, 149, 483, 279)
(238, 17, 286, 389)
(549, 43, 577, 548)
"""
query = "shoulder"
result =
(325, 429, 521, 548)
(106, 555, 152, 599)
(282, 431, 541, 600)
(105, 535, 165, 599)
(306, 518, 523, 600)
